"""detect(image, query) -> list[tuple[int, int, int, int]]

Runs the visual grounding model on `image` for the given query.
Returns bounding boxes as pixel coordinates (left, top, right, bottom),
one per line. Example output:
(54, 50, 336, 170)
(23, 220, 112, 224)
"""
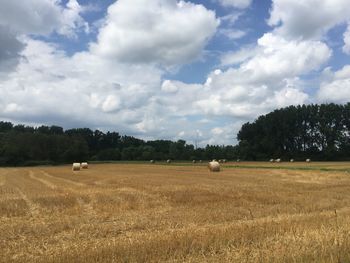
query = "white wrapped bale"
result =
(208, 161, 220, 172)
(72, 163, 80, 171)
(81, 162, 88, 169)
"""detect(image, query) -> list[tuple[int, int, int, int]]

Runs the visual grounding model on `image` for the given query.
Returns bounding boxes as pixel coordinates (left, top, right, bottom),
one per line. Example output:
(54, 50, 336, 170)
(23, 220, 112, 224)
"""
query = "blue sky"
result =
(0, 0, 349, 146)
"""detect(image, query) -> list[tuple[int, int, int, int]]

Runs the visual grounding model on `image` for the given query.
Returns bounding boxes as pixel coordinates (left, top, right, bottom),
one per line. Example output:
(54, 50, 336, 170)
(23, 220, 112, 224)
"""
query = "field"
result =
(1, 162, 350, 262)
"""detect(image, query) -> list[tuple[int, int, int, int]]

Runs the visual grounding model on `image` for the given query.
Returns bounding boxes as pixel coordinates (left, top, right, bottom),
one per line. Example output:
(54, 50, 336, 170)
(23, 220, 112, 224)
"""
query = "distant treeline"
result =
(237, 103, 350, 161)
(0, 122, 238, 166)
(1, 103, 348, 166)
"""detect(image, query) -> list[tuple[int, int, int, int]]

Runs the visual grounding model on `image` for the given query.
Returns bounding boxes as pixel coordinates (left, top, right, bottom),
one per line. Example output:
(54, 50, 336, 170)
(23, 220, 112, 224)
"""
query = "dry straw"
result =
(208, 161, 220, 172)
(72, 163, 80, 171)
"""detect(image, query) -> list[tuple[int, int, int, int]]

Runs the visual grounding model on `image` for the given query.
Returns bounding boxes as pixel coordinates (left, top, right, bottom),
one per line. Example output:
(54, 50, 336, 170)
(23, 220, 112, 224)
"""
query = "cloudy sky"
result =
(0, 0, 349, 146)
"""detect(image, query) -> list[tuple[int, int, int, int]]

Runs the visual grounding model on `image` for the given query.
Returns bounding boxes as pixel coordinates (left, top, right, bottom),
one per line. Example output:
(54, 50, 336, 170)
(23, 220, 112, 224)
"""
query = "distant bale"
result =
(212, 159, 217, 162)
(276, 158, 281, 163)
(167, 159, 171, 163)
(81, 162, 88, 169)
(237, 159, 240, 162)
(150, 160, 155, 164)
(199, 160, 203, 163)
(219, 159, 223, 164)
(72, 163, 80, 171)
(306, 159, 311, 163)
(192, 160, 196, 163)
(208, 161, 220, 172)
(222, 159, 227, 163)
(290, 159, 294, 163)
(270, 159, 274, 163)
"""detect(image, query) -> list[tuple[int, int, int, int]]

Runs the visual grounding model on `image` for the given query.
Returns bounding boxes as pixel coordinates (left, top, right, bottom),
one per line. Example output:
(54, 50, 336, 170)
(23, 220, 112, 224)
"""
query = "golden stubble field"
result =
(1, 162, 350, 262)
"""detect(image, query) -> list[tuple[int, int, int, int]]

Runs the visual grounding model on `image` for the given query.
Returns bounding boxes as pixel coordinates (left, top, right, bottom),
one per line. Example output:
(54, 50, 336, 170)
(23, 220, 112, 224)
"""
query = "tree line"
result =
(0, 122, 238, 166)
(237, 103, 350, 161)
(1, 103, 348, 166)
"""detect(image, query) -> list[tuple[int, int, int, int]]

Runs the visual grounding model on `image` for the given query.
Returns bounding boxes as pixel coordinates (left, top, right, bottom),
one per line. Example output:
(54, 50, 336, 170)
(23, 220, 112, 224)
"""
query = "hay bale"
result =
(208, 161, 220, 172)
(150, 160, 155, 164)
(306, 159, 311, 163)
(219, 159, 223, 164)
(222, 159, 227, 163)
(290, 159, 294, 163)
(212, 159, 217, 162)
(167, 159, 171, 163)
(192, 160, 196, 163)
(270, 159, 274, 163)
(237, 159, 240, 162)
(72, 163, 80, 171)
(81, 162, 88, 169)
(276, 158, 281, 163)
(199, 160, 203, 163)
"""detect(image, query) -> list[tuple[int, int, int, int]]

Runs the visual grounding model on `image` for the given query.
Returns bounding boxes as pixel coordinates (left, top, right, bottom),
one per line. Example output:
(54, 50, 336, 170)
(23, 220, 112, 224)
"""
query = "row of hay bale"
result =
(270, 158, 311, 163)
(149, 159, 222, 172)
(72, 162, 88, 171)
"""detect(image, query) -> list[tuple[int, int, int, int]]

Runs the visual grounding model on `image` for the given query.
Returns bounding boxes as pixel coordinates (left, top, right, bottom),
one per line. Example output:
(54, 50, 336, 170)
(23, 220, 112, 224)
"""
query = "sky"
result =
(0, 0, 349, 146)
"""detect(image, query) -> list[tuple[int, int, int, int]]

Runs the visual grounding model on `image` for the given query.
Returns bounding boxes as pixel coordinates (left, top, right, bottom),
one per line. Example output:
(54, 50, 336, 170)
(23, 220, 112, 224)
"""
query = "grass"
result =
(1, 162, 350, 262)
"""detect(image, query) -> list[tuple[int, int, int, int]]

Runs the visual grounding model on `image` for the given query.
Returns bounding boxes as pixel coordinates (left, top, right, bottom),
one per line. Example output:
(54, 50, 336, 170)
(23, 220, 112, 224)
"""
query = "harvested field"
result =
(1, 162, 350, 262)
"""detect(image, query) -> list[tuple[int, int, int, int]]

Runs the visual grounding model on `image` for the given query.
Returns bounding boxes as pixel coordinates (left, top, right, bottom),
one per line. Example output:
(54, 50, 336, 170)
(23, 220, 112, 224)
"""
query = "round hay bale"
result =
(222, 159, 227, 163)
(150, 160, 155, 164)
(208, 161, 220, 172)
(167, 159, 171, 163)
(306, 159, 311, 163)
(276, 158, 281, 163)
(81, 162, 88, 169)
(199, 160, 203, 163)
(192, 160, 196, 163)
(237, 159, 240, 162)
(72, 163, 80, 171)
(290, 159, 294, 163)
(270, 159, 274, 163)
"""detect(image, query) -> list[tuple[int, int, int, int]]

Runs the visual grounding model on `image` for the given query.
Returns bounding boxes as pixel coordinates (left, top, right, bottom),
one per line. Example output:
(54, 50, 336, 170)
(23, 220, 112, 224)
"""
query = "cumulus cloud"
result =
(217, 0, 252, 9)
(90, 0, 218, 65)
(268, 0, 350, 39)
(0, 0, 88, 37)
(0, 26, 24, 72)
(343, 24, 350, 54)
(317, 65, 350, 103)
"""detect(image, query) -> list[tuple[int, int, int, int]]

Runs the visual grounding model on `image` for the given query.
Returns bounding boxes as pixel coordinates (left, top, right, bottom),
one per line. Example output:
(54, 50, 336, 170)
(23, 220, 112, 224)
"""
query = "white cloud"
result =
(244, 33, 331, 82)
(343, 24, 350, 54)
(220, 45, 257, 66)
(0, 0, 88, 37)
(268, 0, 350, 39)
(217, 0, 252, 9)
(90, 0, 218, 65)
(317, 65, 350, 103)
(219, 29, 246, 40)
